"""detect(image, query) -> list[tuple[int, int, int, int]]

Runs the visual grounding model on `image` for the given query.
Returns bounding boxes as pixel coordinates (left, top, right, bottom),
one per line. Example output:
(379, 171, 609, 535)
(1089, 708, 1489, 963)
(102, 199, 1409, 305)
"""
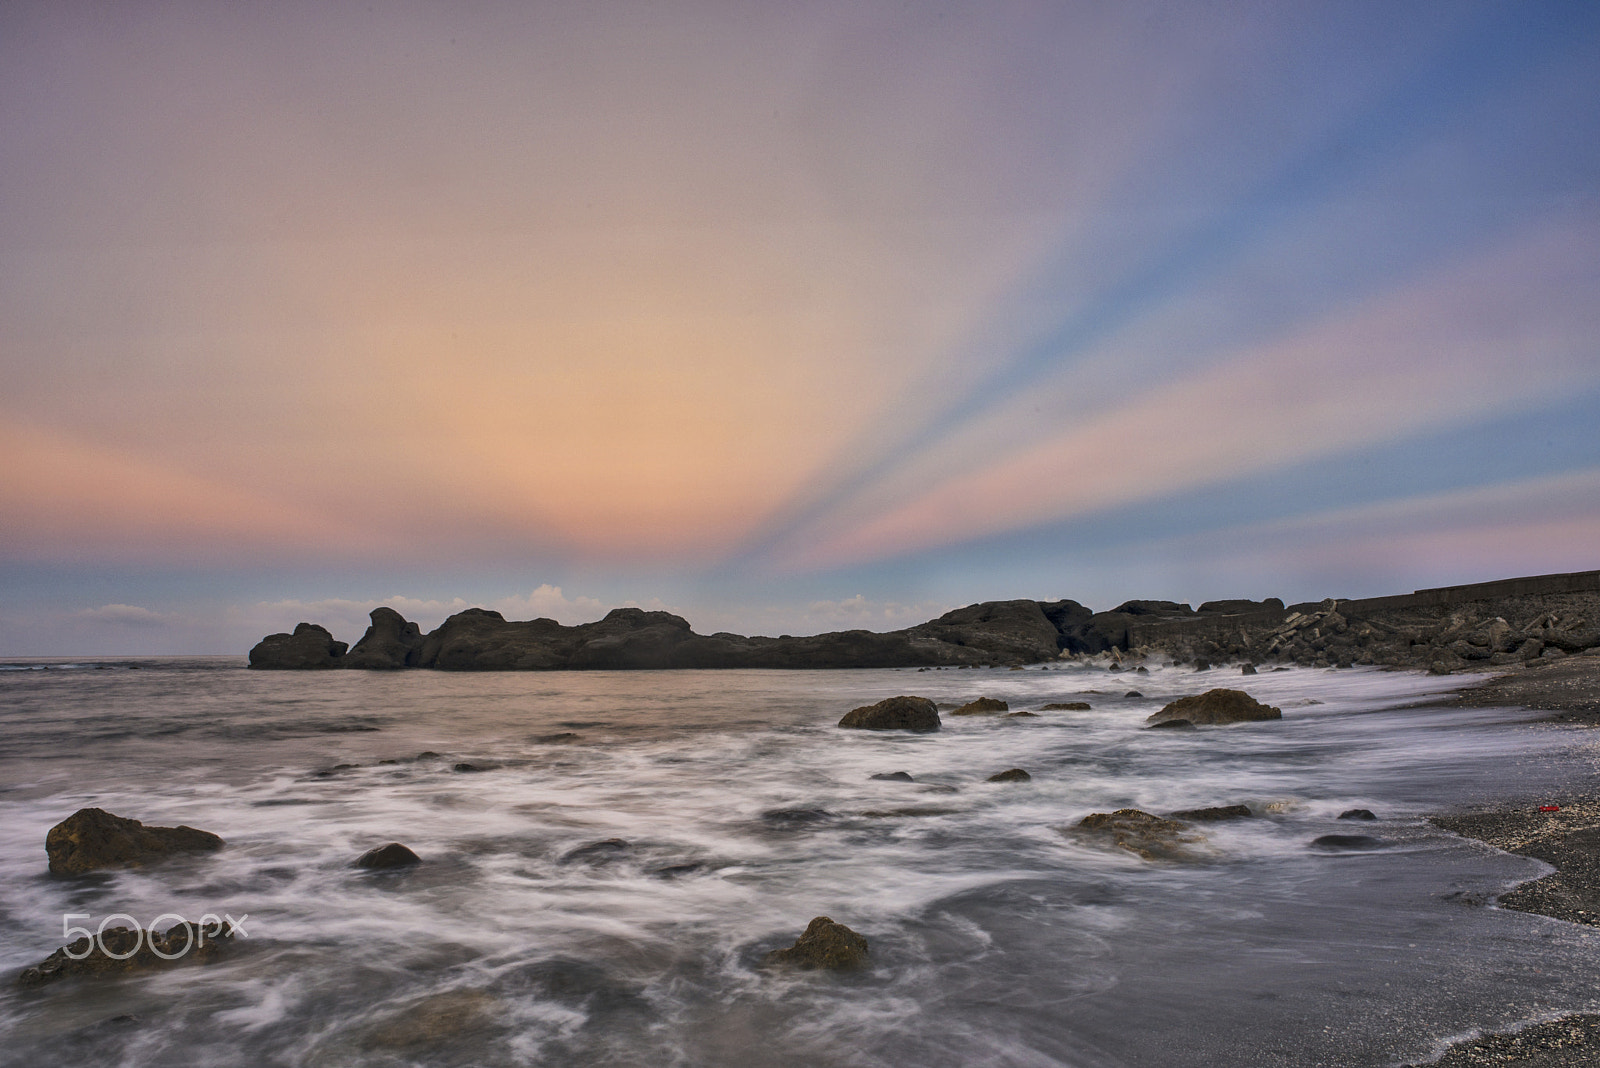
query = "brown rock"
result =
(1041, 701, 1091, 711)
(1169, 804, 1253, 821)
(362, 990, 501, 1050)
(18, 920, 234, 987)
(1073, 808, 1201, 859)
(986, 768, 1032, 782)
(45, 808, 223, 877)
(764, 916, 869, 970)
(838, 696, 940, 732)
(951, 697, 1009, 715)
(1146, 688, 1281, 727)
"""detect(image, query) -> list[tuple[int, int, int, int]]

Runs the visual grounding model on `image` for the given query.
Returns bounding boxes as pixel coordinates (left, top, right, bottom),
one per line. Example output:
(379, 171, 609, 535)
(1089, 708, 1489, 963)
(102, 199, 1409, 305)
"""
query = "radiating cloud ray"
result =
(727, 1, 1600, 571)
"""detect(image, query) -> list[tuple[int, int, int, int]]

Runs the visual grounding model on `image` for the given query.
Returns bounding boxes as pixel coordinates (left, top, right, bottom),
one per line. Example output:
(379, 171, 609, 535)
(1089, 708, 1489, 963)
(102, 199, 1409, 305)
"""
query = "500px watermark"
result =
(59, 912, 249, 960)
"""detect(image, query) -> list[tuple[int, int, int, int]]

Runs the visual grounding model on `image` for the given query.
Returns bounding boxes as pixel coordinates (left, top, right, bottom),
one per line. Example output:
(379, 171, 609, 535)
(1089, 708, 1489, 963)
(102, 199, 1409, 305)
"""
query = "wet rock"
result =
(46, 808, 223, 876)
(986, 768, 1032, 783)
(355, 842, 422, 869)
(1338, 808, 1378, 821)
(1147, 719, 1195, 729)
(951, 697, 1009, 715)
(838, 696, 940, 732)
(560, 838, 630, 862)
(17, 920, 235, 987)
(1006, 711, 1039, 718)
(1073, 809, 1201, 860)
(764, 916, 869, 970)
(1146, 688, 1281, 727)
(1124, 690, 1144, 698)
(1311, 833, 1383, 850)
(362, 989, 502, 1051)
(870, 771, 915, 782)
(1169, 804, 1253, 821)
(342, 607, 424, 670)
(248, 622, 348, 669)
(1241, 664, 1257, 675)
(452, 762, 485, 773)
(1192, 659, 1212, 671)
(1042, 701, 1091, 711)
(533, 732, 582, 744)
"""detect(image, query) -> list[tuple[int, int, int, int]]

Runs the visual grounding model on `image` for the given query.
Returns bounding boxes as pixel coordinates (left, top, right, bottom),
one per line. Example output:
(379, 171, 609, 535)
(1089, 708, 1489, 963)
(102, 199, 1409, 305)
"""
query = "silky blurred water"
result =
(2, 658, 1598, 1067)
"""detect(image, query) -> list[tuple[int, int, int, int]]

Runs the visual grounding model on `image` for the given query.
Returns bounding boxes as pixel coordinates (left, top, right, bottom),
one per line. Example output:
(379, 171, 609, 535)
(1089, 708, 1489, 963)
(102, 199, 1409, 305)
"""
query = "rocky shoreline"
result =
(1409, 653, 1600, 1066)
(249, 570, 1600, 673)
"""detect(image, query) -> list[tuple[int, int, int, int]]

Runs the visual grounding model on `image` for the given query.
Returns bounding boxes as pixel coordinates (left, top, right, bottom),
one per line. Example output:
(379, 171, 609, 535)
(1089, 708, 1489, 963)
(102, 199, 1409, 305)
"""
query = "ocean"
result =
(1, 658, 1597, 1067)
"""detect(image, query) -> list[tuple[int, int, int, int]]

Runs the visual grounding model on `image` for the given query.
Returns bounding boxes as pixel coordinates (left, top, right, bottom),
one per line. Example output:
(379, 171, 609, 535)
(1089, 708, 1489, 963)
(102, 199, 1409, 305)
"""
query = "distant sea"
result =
(2, 658, 1597, 1066)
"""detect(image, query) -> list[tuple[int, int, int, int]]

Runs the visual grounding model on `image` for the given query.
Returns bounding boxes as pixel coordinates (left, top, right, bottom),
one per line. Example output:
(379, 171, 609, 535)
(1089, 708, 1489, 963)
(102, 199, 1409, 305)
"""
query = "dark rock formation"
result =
(838, 696, 940, 732)
(904, 599, 1063, 662)
(343, 607, 424, 669)
(1041, 701, 1091, 711)
(986, 768, 1031, 782)
(1073, 809, 1200, 859)
(248, 622, 347, 669)
(46, 808, 223, 876)
(17, 920, 235, 987)
(355, 842, 421, 869)
(951, 697, 1009, 716)
(870, 771, 914, 782)
(1146, 689, 1282, 727)
(245, 570, 1600, 675)
(1311, 833, 1383, 850)
(1338, 808, 1378, 821)
(763, 916, 869, 970)
(1169, 804, 1254, 821)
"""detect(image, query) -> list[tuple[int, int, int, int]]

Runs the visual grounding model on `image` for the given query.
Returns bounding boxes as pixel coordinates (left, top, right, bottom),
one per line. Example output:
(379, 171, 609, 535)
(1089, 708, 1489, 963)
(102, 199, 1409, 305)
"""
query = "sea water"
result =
(1, 659, 1598, 1067)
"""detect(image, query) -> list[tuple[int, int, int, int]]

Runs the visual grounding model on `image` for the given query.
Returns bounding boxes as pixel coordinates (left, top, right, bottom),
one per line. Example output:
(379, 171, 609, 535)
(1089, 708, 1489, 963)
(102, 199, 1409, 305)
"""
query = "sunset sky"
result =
(3, 1, 1598, 655)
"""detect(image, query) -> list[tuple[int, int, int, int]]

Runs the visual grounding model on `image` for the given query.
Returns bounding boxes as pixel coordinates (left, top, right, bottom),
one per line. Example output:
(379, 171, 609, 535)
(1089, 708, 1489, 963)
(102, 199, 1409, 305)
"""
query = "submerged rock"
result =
(986, 768, 1032, 783)
(355, 842, 422, 869)
(838, 696, 941, 732)
(361, 989, 502, 1051)
(1338, 808, 1378, 821)
(46, 808, 223, 876)
(764, 916, 869, 970)
(870, 771, 915, 782)
(560, 838, 630, 862)
(1041, 701, 1091, 711)
(248, 622, 348, 669)
(951, 697, 1009, 715)
(18, 920, 236, 987)
(1146, 689, 1282, 727)
(1073, 809, 1201, 859)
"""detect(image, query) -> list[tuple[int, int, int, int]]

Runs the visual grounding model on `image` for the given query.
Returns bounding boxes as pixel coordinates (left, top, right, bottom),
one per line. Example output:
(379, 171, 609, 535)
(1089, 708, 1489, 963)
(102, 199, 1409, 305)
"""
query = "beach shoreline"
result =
(1406, 653, 1600, 1066)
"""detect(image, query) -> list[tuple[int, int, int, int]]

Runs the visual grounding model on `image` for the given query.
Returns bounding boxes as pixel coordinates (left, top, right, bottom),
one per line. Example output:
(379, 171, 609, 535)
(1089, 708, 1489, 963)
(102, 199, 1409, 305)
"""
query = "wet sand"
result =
(1407, 654, 1600, 1066)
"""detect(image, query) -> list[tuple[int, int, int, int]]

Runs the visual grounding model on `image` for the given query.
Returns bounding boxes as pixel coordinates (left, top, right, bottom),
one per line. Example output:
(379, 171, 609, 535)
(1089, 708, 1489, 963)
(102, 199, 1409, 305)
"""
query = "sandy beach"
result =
(1409, 654, 1600, 1066)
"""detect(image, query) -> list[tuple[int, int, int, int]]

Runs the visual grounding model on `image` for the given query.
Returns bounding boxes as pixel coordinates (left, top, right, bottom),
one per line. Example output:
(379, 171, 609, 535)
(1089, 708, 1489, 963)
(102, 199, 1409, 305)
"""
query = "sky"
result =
(2, 0, 1598, 655)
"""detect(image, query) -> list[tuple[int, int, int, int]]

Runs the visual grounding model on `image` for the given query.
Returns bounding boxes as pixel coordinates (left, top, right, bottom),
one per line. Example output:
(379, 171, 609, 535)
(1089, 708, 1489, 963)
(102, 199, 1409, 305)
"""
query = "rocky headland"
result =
(250, 569, 1600, 673)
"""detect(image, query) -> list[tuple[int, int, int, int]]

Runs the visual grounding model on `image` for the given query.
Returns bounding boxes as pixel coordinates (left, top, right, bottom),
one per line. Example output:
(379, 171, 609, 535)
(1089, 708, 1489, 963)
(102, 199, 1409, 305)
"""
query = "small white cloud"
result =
(77, 604, 169, 626)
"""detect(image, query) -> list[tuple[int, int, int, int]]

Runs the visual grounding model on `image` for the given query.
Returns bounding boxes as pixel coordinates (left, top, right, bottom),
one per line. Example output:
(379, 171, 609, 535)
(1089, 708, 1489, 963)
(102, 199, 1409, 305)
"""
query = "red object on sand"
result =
(1539, 805, 1561, 812)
